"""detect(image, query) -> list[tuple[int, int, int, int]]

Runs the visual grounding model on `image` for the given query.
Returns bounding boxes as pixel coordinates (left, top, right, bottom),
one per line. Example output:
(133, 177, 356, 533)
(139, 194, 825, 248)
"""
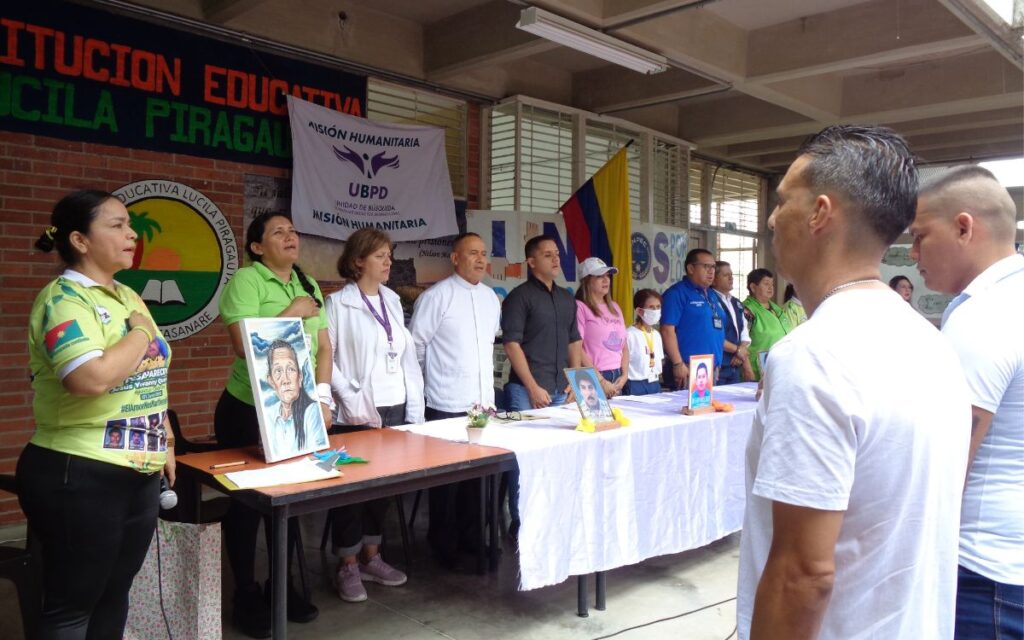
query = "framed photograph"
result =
(240, 317, 330, 463)
(684, 354, 715, 416)
(564, 367, 615, 424)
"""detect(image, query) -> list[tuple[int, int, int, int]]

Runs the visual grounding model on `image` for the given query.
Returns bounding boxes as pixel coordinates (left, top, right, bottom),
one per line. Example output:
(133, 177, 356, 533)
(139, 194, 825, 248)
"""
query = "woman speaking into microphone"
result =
(16, 190, 174, 638)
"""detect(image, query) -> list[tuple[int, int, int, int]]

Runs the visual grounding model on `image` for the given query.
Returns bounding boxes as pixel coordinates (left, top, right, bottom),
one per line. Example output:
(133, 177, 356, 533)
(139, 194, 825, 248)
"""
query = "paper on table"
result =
(613, 394, 676, 405)
(225, 457, 341, 489)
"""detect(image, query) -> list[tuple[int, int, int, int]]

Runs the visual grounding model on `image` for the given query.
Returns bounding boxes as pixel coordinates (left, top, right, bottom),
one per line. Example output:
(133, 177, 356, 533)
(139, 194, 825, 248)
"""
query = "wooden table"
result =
(176, 429, 515, 640)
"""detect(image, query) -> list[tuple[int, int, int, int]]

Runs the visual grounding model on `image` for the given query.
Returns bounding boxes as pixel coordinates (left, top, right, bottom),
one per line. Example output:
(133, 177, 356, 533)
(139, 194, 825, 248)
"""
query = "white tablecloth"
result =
(396, 383, 758, 590)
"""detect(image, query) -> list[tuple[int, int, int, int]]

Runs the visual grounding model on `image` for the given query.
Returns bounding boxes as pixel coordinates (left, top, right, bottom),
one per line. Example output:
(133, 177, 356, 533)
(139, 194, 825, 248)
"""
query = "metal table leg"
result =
(595, 571, 606, 611)
(489, 474, 500, 571)
(272, 506, 288, 639)
(477, 476, 487, 575)
(577, 574, 589, 617)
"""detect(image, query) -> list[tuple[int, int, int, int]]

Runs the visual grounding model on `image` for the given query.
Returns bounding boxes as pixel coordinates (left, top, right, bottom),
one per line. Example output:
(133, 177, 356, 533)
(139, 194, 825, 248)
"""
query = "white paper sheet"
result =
(225, 457, 340, 489)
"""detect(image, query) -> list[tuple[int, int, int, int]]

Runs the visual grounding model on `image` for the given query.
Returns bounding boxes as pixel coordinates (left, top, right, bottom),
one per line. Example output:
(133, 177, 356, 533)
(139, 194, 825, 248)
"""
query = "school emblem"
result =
(113, 180, 239, 341)
(632, 232, 651, 280)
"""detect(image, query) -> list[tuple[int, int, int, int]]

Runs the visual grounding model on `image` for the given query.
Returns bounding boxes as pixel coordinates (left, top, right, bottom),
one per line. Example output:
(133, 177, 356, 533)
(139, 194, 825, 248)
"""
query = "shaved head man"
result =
(911, 166, 1024, 640)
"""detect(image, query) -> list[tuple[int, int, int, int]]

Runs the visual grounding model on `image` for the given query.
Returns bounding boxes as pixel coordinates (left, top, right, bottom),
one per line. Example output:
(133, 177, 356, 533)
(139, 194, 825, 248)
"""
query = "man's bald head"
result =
(918, 166, 1017, 241)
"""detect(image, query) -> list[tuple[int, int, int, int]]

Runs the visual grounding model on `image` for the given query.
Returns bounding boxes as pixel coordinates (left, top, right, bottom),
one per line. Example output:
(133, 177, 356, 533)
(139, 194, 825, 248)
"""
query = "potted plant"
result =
(466, 403, 496, 444)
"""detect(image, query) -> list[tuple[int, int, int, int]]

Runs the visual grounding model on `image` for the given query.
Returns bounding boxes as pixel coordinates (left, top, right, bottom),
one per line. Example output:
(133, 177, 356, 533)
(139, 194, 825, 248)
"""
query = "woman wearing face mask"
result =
(625, 289, 665, 396)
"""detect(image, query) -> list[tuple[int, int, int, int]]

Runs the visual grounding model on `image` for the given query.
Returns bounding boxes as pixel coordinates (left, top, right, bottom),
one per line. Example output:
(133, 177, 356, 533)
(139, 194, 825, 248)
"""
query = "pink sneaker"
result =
(336, 563, 367, 602)
(359, 554, 407, 586)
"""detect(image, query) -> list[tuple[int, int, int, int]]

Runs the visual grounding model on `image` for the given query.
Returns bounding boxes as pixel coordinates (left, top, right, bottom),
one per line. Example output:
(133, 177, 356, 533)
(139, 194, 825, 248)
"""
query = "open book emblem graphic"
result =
(140, 279, 186, 305)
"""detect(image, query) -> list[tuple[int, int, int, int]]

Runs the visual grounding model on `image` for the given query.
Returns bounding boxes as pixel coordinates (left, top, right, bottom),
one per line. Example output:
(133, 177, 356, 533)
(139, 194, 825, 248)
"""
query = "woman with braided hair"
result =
(214, 212, 331, 637)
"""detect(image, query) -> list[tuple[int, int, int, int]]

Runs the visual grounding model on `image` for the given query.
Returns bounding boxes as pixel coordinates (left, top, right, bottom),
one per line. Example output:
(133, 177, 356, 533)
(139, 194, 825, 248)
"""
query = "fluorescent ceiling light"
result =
(516, 7, 668, 75)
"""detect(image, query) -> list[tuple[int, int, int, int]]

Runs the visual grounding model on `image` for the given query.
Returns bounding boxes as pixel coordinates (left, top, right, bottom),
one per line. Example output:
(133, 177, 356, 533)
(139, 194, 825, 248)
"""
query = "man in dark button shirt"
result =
(500, 234, 583, 538)
(501, 234, 583, 411)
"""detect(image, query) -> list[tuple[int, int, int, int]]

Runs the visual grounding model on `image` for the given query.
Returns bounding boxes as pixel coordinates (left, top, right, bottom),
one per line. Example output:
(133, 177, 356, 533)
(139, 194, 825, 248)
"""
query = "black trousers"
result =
(424, 407, 484, 564)
(328, 403, 404, 555)
(213, 390, 301, 593)
(16, 442, 160, 640)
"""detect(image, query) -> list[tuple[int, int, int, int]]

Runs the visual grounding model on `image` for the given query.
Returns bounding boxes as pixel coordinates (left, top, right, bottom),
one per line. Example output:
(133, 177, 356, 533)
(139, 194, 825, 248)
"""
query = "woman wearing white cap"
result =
(574, 257, 629, 397)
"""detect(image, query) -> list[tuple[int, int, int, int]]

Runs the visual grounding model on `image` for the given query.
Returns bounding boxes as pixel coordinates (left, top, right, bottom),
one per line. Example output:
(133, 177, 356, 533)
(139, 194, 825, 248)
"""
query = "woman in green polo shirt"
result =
(16, 190, 174, 638)
(214, 212, 331, 637)
(742, 268, 792, 380)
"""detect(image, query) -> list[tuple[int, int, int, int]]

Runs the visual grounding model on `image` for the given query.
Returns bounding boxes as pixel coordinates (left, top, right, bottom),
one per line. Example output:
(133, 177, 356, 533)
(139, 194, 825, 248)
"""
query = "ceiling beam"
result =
(937, 0, 1024, 68)
(573, 66, 720, 112)
(424, 1, 558, 81)
(201, 0, 267, 23)
(745, 0, 979, 82)
(840, 50, 1022, 116)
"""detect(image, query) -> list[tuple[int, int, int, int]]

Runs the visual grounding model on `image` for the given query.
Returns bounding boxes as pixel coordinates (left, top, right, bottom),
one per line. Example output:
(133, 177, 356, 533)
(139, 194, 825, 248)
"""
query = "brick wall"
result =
(0, 101, 481, 524)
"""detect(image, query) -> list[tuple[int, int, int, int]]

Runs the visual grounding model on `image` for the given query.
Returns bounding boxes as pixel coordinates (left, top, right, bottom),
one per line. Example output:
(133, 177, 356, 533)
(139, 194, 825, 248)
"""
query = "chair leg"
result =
(319, 513, 331, 550)
(408, 490, 422, 536)
(289, 519, 311, 602)
(393, 495, 412, 573)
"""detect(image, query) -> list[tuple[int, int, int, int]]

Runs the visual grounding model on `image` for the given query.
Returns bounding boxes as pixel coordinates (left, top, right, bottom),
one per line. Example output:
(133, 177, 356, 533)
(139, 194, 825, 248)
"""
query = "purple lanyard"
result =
(360, 290, 393, 345)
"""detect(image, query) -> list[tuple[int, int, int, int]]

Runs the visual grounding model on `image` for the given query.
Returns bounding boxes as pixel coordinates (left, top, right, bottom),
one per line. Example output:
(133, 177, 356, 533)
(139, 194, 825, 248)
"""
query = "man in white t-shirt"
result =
(410, 232, 501, 565)
(911, 165, 1024, 639)
(737, 125, 971, 640)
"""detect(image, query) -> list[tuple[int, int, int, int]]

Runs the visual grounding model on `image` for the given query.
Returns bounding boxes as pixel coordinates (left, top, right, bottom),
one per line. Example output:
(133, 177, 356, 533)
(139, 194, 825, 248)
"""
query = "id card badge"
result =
(385, 348, 399, 373)
(712, 316, 723, 330)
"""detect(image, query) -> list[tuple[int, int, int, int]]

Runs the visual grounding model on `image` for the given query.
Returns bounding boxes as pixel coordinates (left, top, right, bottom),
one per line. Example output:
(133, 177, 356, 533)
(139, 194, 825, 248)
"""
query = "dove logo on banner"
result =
(333, 146, 401, 179)
(287, 95, 458, 242)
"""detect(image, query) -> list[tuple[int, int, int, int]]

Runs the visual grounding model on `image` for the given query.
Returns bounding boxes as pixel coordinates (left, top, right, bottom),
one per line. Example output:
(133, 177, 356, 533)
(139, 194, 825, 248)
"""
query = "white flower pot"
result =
(466, 427, 484, 444)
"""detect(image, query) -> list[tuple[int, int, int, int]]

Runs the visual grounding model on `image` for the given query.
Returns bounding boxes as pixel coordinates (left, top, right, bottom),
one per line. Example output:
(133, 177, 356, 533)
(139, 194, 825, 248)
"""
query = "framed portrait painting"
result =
(684, 354, 714, 416)
(240, 317, 330, 463)
(564, 367, 615, 424)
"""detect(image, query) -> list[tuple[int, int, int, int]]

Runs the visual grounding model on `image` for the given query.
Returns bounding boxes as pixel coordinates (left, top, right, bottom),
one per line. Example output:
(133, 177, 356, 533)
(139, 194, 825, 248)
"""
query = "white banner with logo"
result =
(287, 95, 457, 242)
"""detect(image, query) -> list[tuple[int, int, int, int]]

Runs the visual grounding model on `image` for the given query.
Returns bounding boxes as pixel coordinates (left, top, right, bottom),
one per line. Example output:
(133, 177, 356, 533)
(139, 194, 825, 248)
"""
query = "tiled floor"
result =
(0, 508, 741, 640)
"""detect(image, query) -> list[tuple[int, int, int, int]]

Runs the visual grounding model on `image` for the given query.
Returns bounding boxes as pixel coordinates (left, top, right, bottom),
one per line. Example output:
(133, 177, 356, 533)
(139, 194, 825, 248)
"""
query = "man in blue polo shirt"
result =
(660, 248, 726, 389)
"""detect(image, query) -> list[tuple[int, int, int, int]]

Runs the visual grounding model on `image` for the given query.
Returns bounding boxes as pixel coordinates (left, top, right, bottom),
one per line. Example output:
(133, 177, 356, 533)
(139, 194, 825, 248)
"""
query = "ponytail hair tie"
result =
(44, 226, 57, 240)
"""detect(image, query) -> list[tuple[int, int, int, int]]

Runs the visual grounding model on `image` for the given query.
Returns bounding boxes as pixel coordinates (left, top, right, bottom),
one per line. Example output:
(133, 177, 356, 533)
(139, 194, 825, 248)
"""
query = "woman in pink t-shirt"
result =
(574, 257, 629, 397)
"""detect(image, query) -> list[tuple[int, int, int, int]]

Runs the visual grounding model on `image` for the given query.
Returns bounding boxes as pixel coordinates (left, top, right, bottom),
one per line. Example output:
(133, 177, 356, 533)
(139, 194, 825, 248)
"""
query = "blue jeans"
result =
(625, 379, 660, 395)
(503, 382, 567, 412)
(502, 382, 567, 531)
(955, 565, 1024, 639)
(718, 364, 741, 385)
(600, 368, 621, 383)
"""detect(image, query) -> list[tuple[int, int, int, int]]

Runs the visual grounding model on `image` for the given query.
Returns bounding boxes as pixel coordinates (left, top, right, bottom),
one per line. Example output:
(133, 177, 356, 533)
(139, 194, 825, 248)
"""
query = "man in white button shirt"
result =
(410, 232, 501, 565)
(911, 165, 1024, 640)
(738, 125, 971, 640)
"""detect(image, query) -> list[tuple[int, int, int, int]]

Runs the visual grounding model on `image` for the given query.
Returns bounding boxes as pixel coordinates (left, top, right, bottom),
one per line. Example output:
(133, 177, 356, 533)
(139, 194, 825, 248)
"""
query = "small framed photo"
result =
(240, 317, 330, 463)
(684, 354, 715, 416)
(564, 367, 616, 427)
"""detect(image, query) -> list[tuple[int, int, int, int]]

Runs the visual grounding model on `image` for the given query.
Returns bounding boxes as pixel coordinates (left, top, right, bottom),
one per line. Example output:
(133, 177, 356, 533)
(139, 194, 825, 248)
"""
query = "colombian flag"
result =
(560, 147, 633, 314)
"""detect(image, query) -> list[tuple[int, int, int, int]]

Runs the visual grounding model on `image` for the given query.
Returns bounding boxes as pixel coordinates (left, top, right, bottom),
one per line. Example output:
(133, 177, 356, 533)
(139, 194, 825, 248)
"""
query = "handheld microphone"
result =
(159, 476, 178, 510)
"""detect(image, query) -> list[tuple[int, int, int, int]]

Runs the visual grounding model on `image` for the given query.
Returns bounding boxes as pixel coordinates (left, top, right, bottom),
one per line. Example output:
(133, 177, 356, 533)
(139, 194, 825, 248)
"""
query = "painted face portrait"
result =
(267, 346, 301, 407)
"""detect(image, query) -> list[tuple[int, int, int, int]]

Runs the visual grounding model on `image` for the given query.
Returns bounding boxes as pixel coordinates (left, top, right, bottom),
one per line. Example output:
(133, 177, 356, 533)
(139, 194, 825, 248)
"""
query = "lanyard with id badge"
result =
(703, 289, 724, 330)
(361, 291, 399, 373)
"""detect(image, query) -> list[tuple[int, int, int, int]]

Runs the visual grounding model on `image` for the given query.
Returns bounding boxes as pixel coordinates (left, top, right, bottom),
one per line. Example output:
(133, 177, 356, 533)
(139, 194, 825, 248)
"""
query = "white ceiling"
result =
(704, 0, 877, 30)
(126, 0, 1024, 171)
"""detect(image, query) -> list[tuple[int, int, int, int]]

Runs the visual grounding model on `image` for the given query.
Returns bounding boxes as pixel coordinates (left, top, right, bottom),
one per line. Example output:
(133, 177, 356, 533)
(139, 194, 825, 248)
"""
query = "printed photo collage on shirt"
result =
(103, 411, 167, 452)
